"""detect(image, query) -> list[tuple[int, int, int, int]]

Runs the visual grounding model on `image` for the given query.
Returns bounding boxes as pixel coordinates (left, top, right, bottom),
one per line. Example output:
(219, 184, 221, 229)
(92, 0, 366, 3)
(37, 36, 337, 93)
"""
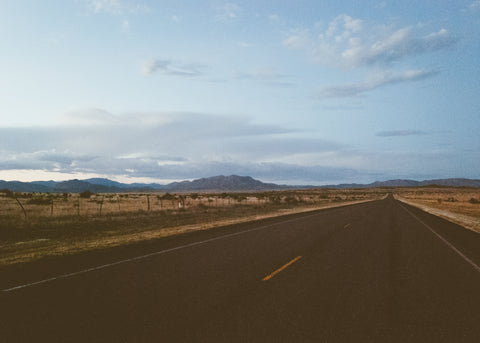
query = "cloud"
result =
(0, 110, 353, 183)
(237, 41, 254, 48)
(86, 0, 123, 14)
(268, 14, 280, 21)
(122, 19, 130, 31)
(213, 2, 242, 22)
(85, 0, 149, 15)
(141, 59, 205, 77)
(464, 1, 480, 12)
(2, 110, 475, 184)
(376, 130, 426, 137)
(316, 69, 437, 98)
(235, 67, 293, 87)
(283, 14, 456, 69)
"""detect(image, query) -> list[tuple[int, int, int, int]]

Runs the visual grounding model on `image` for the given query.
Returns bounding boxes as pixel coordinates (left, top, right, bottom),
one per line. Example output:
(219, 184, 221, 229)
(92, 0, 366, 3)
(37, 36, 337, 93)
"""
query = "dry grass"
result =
(394, 187, 480, 233)
(0, 189, 385, 266)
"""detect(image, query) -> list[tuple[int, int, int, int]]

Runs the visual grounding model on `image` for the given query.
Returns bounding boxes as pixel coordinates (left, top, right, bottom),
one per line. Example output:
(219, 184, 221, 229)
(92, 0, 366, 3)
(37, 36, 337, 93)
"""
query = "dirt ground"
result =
(395, 187, 480, 234)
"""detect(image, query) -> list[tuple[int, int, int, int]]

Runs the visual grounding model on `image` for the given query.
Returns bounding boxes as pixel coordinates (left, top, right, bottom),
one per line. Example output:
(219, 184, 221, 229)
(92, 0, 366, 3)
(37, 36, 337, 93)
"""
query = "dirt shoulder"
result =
(394, 193, 480, 234)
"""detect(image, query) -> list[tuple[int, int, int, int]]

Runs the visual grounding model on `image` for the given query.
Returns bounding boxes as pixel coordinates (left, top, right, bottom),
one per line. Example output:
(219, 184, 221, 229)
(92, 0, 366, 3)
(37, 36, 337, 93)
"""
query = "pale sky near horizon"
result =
(0, 0, 479, 185)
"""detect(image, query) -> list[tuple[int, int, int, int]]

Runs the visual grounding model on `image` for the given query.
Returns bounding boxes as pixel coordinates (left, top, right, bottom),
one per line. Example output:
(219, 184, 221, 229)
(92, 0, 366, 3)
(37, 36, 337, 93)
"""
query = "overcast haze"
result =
(1, 1, 479, 185)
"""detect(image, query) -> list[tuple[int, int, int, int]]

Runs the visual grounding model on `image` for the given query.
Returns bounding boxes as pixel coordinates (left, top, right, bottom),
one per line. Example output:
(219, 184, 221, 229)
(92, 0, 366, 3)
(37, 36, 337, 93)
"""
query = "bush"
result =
(469, 198, 480, 204)
(79, 190, 95, 198)
(159, 193, 176, 200)
(27, 197, 53, 205)
(0, 189, 14, 198)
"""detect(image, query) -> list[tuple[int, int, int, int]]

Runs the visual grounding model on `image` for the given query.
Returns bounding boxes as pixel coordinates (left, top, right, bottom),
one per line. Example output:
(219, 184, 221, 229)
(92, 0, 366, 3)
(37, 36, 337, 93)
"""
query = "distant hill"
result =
(0, 176, 479, 193)
(320, 178, 480, 189)
(163, 175, 283, 192)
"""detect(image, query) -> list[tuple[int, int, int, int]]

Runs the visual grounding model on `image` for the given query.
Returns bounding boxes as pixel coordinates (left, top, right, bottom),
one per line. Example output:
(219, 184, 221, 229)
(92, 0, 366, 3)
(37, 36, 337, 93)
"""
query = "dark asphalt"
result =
(2, 195, 480, 342)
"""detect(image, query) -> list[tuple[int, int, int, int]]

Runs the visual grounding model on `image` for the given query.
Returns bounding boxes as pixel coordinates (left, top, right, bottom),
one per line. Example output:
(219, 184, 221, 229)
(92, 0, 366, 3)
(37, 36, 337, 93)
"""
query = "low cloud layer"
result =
(0, 110, 357, 183)
(1, 109, 476, 184)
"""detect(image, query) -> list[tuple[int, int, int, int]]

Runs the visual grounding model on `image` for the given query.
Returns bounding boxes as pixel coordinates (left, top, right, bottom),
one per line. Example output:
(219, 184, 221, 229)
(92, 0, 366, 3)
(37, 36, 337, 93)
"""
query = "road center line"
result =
(398, 202, 480, 274)
(262, 256, 303, 281)
(2, 208, 347, 293)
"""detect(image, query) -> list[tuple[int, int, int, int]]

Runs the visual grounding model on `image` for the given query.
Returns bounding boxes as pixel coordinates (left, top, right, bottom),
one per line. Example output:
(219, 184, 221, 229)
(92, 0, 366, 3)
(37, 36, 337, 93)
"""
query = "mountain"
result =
(53, 180, 123, 193)
(1, 176, 480, 193)
(0, 180, 52, 193)
(163, 175, 284, 192)
(320, 178, 480, 189)
(85, 178, 165, 190)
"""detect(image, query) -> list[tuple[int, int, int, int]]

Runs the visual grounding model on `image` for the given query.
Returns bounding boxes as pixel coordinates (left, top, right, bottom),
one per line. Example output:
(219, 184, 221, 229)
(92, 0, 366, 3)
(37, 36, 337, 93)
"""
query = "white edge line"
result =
(398, 202, 480, 274)
(2, 206, 358, 293)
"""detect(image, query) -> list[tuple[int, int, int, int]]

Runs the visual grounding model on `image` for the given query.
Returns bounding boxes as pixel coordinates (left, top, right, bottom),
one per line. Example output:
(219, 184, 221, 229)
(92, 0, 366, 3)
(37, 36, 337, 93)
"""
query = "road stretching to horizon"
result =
(2, 195, 480, 342)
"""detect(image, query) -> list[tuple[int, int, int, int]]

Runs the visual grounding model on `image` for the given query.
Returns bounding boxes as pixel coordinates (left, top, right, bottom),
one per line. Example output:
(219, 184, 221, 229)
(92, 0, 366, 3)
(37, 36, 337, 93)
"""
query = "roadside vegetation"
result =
(395, 187, 480, 233)
(0, 188, 385, 266)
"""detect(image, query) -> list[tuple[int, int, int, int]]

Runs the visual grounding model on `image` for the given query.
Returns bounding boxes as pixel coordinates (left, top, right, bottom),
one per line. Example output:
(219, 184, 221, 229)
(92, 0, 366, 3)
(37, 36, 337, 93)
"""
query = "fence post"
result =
(99, 195, 105, 216)
(15, 197, 27, 220)
(147, 194, 150, 211)
(51, 198, 54, 217)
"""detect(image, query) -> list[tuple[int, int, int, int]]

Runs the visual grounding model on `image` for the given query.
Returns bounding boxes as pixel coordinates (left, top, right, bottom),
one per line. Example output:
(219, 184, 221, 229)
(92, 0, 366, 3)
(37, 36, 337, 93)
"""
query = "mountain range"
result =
(0, 175, 479, 193)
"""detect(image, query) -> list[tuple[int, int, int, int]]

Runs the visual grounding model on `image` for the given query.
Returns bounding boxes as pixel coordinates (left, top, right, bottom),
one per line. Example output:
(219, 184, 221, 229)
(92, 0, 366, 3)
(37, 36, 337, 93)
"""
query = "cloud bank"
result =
(2, 109, 475, 184)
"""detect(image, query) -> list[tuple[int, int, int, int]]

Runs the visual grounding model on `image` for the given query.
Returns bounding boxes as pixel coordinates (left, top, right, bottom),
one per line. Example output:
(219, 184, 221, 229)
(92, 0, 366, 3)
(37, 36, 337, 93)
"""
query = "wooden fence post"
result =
(99, 195, 105, 216)
(15, 197, 27, 220)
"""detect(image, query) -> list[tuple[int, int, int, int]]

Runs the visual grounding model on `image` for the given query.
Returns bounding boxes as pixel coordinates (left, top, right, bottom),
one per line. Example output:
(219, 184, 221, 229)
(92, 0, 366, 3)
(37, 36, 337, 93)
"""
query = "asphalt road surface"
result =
(2, 194, 480, 342)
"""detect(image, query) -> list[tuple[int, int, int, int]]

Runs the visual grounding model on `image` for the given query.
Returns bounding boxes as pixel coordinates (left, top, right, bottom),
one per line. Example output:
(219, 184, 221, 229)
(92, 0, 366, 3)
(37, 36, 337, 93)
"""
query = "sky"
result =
(0, 0, 479, 185)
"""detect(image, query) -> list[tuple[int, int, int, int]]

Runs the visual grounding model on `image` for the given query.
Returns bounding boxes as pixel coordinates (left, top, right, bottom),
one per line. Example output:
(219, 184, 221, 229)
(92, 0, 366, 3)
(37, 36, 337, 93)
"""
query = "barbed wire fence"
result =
(0, 190, 360, 222)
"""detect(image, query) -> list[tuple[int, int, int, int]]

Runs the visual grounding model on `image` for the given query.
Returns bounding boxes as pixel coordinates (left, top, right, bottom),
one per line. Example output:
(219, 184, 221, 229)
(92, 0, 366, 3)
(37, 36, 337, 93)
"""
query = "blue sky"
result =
(0, 0, 479, 185)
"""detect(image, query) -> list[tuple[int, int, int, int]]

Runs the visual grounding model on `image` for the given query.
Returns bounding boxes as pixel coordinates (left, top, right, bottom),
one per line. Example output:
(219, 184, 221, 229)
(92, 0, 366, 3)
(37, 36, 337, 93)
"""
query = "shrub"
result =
(160, 193, 176, 200)
(0, 189, 14, 198)
(469, 198, 480, 204)
(27, 197, 53, 205)
(79, 190, 94, 198)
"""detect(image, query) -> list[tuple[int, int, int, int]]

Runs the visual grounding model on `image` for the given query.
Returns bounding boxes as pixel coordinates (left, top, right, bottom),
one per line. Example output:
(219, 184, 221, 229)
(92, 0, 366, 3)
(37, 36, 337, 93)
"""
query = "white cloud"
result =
(85, 0, 149, 15)
(465, 1, 480, 12)
(268, 14, 280, 21)
(316, 69, 437, 98)
(237, 41, 254, 48)
(122, 19, 130, 31)
(214, 2, 242, 22)
(283, 14, 456, 69)
(235, 67, 293, 87)
(282, 28, 310, 50)
(86, 0, 123, 14)
(141, 59, 205, 77)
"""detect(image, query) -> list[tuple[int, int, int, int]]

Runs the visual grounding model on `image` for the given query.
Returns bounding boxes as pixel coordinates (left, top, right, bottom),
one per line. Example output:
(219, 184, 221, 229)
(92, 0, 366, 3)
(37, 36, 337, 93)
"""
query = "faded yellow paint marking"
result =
(262, 256, 302, 281)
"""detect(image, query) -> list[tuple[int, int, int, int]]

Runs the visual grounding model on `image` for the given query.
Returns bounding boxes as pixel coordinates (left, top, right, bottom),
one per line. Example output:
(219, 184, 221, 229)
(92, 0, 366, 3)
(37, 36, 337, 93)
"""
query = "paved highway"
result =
(2, 195, 480, 342)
